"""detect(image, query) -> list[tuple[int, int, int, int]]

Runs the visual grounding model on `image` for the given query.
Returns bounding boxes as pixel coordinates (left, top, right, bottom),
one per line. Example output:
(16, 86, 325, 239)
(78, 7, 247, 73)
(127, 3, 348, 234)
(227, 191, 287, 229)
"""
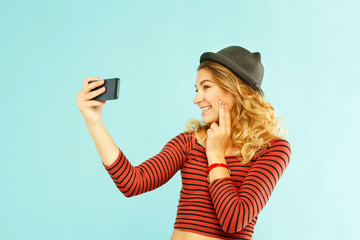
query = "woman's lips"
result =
(202, 106, 212, 116)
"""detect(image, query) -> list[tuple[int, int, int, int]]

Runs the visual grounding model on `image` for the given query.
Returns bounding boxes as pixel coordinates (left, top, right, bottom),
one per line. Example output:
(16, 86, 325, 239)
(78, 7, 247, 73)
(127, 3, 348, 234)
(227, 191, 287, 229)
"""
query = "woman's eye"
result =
(195, 85, 209, 92)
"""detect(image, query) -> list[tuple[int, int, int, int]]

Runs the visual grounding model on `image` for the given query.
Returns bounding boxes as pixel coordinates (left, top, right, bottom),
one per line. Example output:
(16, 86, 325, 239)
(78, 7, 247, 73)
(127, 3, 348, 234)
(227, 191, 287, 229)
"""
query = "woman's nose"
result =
(193, 92, 204, 104)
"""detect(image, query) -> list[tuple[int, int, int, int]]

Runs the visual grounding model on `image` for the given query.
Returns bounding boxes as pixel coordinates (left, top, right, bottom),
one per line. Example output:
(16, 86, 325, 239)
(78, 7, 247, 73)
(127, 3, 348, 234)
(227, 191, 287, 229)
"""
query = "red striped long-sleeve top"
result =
(103, 131, 291, 240)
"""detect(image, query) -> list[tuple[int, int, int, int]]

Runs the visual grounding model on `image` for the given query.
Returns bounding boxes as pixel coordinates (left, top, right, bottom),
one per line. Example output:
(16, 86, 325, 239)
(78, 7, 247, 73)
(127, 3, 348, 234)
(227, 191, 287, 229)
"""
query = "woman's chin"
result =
(202, 117, 218, 125)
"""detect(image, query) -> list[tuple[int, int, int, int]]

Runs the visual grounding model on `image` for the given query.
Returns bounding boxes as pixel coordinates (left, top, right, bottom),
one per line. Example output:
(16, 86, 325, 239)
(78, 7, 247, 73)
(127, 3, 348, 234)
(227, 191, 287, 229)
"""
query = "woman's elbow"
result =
(119, 188, 139, 198)
(219, 219, 246, 234)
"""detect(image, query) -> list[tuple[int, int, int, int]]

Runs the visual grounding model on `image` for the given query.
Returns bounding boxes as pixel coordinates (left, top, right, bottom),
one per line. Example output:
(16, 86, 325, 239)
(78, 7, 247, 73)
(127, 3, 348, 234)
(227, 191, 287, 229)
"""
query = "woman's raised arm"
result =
(103, 132, 190, 197)
(76, 76, 119, 167)
(88, 121, 120, 167)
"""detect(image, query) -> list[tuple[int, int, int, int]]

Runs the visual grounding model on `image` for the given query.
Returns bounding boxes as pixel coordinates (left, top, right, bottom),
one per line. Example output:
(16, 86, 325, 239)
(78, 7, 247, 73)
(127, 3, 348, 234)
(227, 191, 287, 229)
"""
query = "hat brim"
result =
(200, 52, 264, 96)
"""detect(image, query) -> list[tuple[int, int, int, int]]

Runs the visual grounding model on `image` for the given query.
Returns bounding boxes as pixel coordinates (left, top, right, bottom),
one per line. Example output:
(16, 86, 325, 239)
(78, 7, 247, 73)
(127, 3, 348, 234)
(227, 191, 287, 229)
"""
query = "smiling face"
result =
(194, 68, 235, 125)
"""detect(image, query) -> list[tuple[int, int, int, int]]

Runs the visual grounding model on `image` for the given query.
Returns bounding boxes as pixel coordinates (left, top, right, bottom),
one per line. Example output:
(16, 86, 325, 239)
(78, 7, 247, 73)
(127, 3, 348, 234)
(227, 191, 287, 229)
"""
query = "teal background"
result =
(1, 0, 359, 239)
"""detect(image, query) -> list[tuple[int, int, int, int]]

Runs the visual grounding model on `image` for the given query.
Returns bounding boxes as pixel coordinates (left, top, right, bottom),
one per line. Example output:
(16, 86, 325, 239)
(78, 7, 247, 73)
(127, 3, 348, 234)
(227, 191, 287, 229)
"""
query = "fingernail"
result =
(220, 101, 223, 105)
(225, 104, 228, 109)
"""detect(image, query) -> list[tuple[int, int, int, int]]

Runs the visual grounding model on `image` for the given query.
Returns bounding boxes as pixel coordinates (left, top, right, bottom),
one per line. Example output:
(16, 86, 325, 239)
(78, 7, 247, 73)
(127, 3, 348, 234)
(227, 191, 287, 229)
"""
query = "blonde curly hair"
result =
(185, 60, 287, 164)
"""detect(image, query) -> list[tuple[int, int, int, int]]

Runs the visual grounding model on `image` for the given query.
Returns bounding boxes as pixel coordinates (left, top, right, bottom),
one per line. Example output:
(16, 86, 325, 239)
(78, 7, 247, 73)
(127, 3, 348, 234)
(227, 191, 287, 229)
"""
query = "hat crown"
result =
(200, 46, 264, 95)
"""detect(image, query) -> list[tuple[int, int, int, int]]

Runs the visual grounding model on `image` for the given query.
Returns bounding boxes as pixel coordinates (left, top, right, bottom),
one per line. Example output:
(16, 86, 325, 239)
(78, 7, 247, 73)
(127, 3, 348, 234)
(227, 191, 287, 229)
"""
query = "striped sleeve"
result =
(103, 132, 190, 197)
(208, 138, 291, 233)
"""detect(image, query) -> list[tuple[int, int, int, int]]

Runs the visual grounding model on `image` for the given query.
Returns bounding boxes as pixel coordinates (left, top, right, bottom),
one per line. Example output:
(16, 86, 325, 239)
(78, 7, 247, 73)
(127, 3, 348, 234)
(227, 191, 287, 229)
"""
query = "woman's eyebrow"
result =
(195, 80, 212, 88)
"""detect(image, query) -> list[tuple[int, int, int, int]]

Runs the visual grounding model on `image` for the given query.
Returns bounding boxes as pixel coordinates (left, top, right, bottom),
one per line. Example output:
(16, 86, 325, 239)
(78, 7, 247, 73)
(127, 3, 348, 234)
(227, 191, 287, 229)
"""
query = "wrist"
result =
(207, 163, 230, 173)
(207, 152, 225, 165)
(207, 164, 231, 183)
(87, 120, 104, 132)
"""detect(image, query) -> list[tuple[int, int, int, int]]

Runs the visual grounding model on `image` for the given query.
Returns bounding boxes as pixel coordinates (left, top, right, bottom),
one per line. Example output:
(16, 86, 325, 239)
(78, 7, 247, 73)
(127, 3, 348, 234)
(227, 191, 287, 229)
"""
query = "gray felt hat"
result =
(200, 46, 264, 96)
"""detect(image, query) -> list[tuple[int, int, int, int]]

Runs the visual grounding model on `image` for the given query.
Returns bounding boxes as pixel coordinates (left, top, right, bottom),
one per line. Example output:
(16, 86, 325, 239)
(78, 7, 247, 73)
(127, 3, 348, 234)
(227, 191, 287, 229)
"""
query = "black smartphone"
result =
(89, 78, 120, 101)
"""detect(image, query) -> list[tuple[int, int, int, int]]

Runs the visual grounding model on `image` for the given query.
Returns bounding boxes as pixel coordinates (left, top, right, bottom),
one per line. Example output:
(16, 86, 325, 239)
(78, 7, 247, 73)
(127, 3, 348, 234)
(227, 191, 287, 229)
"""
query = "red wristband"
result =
(207, 163, 230, 173)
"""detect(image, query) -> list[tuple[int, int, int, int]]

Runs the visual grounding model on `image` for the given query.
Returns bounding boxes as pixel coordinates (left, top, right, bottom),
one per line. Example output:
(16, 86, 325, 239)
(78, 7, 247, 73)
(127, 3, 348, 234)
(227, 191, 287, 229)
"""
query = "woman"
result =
(76, 46, 291, 240)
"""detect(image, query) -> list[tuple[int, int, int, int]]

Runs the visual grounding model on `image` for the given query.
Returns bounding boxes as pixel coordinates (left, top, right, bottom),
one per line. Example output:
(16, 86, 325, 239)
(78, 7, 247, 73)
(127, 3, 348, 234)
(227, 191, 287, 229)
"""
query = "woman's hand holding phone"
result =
(76, 77, 107, 129)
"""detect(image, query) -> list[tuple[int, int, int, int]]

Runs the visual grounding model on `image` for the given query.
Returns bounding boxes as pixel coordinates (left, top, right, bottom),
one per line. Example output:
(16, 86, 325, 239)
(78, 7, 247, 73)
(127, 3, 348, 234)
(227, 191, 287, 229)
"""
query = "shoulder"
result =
(262, 137, 292, 165)
(169, 131, 194, 148)
(250, 137, 292, 177)
(256, 137, 291, 156)
(269, 137, 291, 152)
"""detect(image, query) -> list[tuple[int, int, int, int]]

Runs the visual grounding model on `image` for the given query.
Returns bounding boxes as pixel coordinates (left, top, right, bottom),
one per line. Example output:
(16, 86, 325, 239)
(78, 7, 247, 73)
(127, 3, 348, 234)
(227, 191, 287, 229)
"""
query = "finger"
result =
(85, 79, 105, 92)
(84, 86, 106, 101)
(219, 100, 225, 130)
(207, 128, 214, 137)
(225, 104, 231, 135)
(210, 122, 219, 130)
(78, 78, 104, 99)
(83, 77, 102, 89)
(77, 85, 105, 103)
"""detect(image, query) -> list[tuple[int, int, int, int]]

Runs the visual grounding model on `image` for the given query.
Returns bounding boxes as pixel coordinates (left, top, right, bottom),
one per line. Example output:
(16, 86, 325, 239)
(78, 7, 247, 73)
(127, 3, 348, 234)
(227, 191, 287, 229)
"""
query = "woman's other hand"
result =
(76, 77, 107, 129)
(206, 100, 232, 162)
